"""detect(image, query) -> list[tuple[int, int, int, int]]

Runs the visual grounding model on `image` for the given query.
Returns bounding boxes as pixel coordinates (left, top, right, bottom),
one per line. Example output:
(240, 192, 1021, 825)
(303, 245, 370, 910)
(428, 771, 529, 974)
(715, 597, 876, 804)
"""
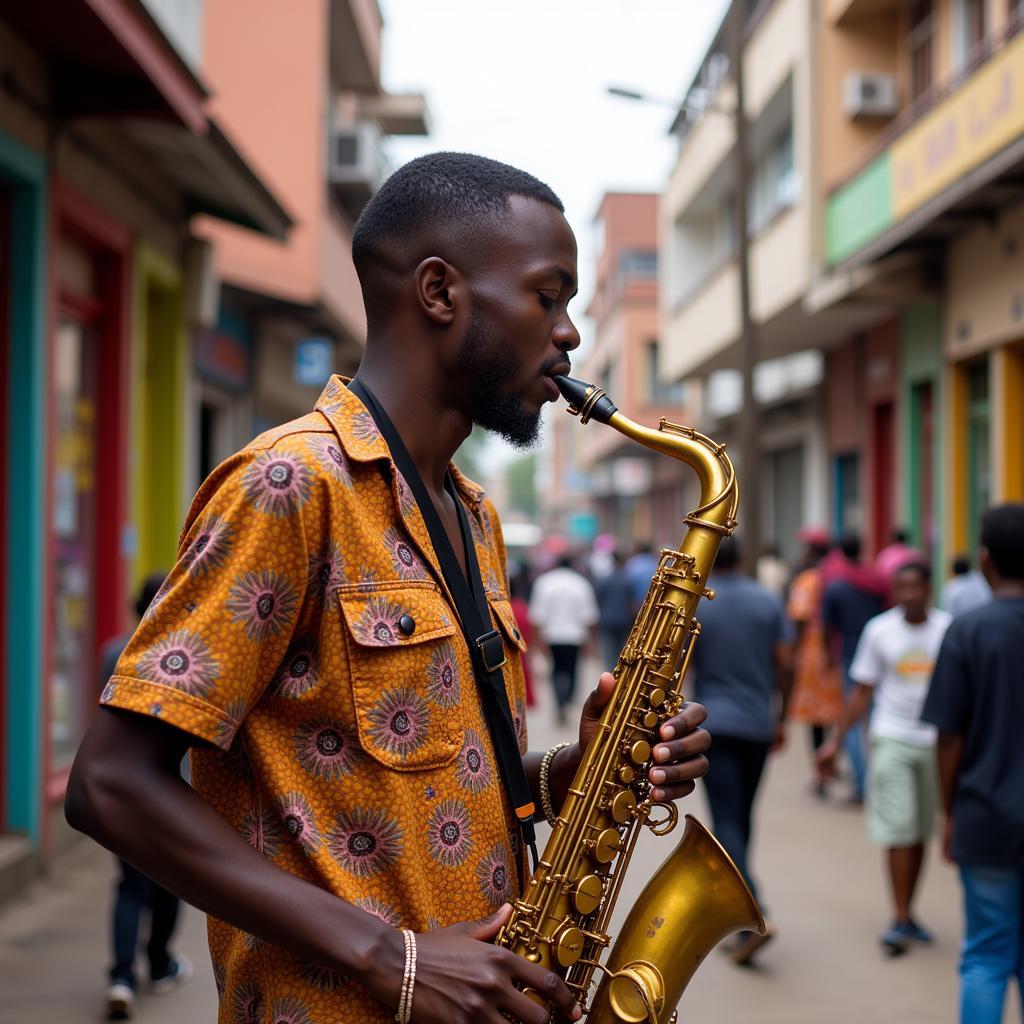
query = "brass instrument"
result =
(496, 376, 765, 1023)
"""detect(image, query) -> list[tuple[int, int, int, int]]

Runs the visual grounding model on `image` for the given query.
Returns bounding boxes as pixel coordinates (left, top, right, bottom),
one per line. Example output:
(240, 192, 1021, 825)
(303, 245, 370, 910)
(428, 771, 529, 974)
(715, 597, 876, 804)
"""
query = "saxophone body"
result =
(496, 376, 764, 1023)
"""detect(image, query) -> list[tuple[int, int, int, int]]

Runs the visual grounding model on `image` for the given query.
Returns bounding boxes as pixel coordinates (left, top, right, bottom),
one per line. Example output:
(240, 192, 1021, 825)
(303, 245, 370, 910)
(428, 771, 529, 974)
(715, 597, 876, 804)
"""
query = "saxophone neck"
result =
(553, 375, 737, 535)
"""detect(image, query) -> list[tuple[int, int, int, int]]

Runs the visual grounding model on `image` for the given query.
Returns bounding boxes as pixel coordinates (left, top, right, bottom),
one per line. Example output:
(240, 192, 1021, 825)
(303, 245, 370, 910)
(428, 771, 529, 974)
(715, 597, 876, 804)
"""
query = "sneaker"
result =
(730, 922, 776, 966)
(880, 921, 913, 956)
(150, 954, 193, 995)
(906, 919, 934, 944)
(106, 982, 135, 1020)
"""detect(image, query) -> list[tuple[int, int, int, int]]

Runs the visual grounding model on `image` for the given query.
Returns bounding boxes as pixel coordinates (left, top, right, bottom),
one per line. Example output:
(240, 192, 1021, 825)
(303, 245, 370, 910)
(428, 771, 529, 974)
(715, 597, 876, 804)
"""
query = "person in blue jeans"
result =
(822, 535, 886, 802)
(922, 503, 1024, 1024)
(689, 536, 794, 965)
(100, 574, 191, 1020)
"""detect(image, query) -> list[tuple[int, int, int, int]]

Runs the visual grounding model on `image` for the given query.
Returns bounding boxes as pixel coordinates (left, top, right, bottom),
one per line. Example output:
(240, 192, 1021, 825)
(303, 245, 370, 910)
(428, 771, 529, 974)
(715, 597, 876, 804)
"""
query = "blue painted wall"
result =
(1, 132, 47, 842)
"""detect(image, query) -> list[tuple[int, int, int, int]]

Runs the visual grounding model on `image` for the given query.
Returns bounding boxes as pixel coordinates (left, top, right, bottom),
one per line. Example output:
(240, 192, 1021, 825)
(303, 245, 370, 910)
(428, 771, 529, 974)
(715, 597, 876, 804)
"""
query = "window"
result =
(646, 340, 683, 403)
(749, 128, 797, 233)
(954, 0, 988, 71)
(908, 0, 934, 103)
(714, 193, 737, 262)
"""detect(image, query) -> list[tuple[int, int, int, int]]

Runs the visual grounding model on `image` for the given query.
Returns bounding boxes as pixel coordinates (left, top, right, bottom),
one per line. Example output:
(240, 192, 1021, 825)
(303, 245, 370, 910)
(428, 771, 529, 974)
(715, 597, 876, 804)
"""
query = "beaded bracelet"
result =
(539, 741, 573, 825)
(395, 928, 417, 1024)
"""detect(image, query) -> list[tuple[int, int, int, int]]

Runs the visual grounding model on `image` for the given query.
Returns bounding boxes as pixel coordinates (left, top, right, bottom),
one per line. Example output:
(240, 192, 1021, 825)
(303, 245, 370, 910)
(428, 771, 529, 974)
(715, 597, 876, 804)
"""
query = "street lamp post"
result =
(608, 0, 760, 573)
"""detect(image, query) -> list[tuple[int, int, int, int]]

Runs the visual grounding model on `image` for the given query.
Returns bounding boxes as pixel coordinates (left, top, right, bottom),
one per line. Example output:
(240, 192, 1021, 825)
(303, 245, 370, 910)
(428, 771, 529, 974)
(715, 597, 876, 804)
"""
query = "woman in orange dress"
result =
(786, 530, 842, 796)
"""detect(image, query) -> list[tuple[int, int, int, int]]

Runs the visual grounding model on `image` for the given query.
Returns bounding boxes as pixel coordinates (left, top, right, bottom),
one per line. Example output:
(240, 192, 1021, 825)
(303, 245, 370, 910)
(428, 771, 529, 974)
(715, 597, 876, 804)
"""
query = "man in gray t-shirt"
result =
(690, 537, 794, 965)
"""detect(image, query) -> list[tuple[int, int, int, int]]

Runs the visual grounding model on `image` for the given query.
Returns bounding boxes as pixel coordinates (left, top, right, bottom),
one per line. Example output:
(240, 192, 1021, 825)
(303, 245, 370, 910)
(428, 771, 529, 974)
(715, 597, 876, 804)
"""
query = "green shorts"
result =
(867, 735, 938, 847)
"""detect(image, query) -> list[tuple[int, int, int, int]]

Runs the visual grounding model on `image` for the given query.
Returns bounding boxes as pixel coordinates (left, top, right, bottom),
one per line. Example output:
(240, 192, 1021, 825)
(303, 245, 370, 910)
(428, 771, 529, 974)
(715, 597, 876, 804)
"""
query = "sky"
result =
(377, 0, 729, 460)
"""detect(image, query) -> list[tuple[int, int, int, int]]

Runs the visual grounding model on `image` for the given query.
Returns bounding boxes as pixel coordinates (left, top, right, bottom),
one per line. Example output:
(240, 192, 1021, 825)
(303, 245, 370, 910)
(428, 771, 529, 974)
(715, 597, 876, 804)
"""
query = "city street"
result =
(0, 664, 1016, 1023)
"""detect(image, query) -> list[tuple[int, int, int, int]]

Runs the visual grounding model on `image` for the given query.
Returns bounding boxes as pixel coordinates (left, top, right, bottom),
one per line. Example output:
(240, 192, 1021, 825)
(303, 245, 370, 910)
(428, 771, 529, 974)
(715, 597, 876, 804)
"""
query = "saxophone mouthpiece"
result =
(553, 375, 619, 425)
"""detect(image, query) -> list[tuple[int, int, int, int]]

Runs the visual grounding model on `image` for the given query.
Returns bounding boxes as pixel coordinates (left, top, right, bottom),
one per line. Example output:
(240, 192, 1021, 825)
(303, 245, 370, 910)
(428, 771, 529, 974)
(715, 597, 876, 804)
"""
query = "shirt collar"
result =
(313, 375, 486, 505)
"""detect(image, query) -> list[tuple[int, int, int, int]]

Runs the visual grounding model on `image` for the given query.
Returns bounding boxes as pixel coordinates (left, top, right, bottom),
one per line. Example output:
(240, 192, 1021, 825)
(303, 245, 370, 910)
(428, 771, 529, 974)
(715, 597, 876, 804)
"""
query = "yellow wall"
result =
(132, 244, 187, 590)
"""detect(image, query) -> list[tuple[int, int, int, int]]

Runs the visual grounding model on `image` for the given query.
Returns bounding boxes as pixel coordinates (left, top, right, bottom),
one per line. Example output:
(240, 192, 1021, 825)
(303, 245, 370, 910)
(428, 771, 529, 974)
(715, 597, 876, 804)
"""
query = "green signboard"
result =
(825, 153, 894, 266)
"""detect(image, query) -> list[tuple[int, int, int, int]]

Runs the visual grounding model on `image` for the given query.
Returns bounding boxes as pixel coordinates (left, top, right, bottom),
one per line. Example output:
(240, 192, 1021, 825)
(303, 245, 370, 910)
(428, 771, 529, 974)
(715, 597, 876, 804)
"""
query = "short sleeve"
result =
(848, 619, 882, 686)
(921, 627, 970, 733)
(100, 442, 315, 749)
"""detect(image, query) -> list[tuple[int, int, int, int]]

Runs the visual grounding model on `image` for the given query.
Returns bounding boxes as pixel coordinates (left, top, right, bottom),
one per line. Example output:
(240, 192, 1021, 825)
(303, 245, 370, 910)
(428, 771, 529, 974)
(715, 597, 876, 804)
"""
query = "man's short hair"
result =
(352, 152, 563, 281)
(895, 560, 931, 584)
(891, 527, 910, 544)
(716, 536, 739, 570)
(981, 503, 1024, 580)
(839, 533, 862, 561)
(951, 555, 971, 576)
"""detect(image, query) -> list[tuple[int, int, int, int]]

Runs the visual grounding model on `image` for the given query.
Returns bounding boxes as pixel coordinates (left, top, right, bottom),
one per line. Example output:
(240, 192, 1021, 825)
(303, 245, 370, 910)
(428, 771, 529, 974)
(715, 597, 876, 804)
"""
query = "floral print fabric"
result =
(101, 377, 529, 1023)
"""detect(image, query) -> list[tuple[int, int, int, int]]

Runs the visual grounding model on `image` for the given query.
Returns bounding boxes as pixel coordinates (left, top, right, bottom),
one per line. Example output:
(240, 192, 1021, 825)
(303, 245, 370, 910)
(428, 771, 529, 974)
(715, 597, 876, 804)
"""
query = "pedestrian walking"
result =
(940, 554, 992, 618)
(875, 527, 921, 584)
(529, 554, 599, 726)
(690, 537, 793, 964)
(66, 152, 712, 1024)
(508, 566, 536, 708)
(756, 541, 790, 599)
(818, 562, 951, 956)
(594, 550, 634, 670)
(786, 528, 842, 797)
(624, 542, 659, 614)
(822, 534, 888, 803)
(99, 573, 192, 1020)
(921, 504, 1024, 1024)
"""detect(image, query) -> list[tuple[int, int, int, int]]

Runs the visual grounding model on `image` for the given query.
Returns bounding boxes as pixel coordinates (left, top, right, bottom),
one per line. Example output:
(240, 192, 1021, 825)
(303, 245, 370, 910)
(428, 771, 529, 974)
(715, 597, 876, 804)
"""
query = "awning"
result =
(121, 118, 293, 241)
(5, 0, 292, 240)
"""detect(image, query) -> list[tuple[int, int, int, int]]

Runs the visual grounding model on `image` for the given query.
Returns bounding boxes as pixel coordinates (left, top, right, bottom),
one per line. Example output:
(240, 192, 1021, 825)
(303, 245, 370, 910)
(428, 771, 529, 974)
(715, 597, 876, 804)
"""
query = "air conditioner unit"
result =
(844, 72, 899, 119)
(328, 122, 388, 216)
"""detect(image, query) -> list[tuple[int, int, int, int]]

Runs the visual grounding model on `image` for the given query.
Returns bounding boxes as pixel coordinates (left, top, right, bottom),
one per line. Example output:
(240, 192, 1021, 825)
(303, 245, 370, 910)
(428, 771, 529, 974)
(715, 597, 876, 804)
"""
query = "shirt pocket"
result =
(338, 580, 466, 771)
(487, 597, 529, 658)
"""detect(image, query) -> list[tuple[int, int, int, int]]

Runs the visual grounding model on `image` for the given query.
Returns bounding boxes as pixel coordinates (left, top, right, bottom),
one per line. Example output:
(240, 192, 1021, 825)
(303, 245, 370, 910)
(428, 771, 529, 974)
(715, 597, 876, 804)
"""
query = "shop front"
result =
(45, 182, 131, 845)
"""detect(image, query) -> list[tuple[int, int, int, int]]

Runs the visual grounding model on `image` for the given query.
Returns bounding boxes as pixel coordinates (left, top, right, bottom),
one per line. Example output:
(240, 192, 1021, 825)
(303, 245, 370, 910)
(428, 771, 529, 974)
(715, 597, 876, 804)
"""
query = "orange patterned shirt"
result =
(101, 376, 530, 1023)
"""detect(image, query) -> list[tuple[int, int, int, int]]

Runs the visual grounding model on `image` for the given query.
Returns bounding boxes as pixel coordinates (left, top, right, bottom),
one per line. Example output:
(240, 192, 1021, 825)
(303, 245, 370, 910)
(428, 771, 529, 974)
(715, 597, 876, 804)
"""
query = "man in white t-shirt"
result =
(529, 555, 599, 725)
(818, 561, 951, 956)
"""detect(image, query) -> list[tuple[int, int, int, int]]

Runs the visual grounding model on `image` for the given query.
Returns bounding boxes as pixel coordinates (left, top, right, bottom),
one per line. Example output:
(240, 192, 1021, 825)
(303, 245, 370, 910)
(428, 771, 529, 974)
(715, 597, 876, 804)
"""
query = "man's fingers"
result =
(509, 955, 580, 1020)
(648, 754, 709, 789)
(651, 779, 696, 802)
(466, 903, 512, 941)
(658, 701, 707, 740)
(584, 671, 617, 714)
(651, 728, 711, 765)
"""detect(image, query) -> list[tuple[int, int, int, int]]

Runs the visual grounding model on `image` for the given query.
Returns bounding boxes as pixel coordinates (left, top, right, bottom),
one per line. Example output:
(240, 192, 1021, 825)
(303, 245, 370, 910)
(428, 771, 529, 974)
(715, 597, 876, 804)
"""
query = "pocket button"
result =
(398, 614, 416, 637)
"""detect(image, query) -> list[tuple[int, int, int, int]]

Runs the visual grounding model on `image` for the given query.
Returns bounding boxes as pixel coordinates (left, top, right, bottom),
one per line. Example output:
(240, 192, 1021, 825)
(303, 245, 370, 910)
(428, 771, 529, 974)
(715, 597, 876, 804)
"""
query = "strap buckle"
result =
(475, 629, 507, 673)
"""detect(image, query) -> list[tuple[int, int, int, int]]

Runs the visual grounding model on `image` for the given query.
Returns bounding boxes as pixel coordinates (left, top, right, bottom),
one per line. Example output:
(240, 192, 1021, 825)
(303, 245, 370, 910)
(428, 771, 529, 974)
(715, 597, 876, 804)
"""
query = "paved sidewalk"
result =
(0, 659, 1018, 1022)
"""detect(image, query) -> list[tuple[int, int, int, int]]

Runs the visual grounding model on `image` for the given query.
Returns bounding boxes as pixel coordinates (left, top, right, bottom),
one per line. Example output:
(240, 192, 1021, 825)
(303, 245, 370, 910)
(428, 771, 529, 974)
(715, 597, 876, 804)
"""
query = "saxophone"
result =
(496, 376, 765, 1024)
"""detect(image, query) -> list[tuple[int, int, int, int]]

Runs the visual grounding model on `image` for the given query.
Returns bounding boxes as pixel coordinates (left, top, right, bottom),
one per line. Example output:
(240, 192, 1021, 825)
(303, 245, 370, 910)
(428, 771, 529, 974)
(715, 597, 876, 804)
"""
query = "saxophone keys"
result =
(553, 925, 586, 967)
(610, 789, 638, 824)
(648, 687, 666, 707)
(618, 766, 636, 784)
(592, 827, 621, 863)
(642, 710, 659, 728)
(572, 873, 604, 915)
(627, 740, 652, 765)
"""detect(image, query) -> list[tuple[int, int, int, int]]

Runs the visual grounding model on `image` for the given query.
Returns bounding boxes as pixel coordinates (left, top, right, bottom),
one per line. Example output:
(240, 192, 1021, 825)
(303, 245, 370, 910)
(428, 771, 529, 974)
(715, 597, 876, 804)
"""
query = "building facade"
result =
(193, 0, 428, 483)
(0, 0, 289, 897)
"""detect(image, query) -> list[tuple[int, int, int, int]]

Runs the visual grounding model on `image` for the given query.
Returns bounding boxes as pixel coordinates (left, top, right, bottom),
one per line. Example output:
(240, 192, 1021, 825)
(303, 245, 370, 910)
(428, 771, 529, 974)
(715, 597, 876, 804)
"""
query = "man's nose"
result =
(554, 315, 581, 353)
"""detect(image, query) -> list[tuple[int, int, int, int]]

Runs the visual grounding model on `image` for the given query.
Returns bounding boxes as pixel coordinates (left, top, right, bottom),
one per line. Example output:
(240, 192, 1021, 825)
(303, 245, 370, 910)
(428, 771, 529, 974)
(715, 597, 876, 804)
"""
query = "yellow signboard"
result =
(891, 31, 1024, 221)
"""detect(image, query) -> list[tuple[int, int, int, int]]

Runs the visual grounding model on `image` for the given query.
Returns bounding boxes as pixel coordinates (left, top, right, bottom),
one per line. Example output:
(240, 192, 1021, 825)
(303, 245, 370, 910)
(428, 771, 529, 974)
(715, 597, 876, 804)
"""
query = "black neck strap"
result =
(348, 380, 538, 867)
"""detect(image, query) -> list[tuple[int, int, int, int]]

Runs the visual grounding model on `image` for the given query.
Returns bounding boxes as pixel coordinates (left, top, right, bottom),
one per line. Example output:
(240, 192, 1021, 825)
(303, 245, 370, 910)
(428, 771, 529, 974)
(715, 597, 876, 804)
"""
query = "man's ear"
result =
(414, 257, 464, 326)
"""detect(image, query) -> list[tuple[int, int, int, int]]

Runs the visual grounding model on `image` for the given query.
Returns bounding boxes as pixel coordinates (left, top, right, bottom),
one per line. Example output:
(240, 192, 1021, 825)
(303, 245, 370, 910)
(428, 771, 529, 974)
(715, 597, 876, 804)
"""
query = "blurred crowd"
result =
(510, 503, 1024, 1017)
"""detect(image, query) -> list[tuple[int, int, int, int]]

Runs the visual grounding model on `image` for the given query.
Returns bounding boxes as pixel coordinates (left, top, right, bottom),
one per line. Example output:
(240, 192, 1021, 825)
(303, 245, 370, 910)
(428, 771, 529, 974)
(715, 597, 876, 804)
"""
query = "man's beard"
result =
(457, 308, 542, 449)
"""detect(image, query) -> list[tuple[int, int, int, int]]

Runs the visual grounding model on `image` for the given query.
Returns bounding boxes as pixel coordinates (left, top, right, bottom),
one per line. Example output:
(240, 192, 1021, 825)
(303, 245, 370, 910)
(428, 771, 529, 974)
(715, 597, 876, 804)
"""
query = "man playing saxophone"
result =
(65, 153, 711, 1024)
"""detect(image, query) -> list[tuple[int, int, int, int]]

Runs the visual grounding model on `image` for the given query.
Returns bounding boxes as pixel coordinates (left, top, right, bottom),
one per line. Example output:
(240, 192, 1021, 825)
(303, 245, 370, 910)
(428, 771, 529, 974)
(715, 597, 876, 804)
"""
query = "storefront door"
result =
(49, 302, 99, 768)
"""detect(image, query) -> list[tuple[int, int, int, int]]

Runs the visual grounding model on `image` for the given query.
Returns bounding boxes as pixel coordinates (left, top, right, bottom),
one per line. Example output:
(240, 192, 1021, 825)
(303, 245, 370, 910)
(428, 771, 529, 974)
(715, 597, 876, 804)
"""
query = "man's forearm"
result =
(935, 731, 964, 817)
(67, 714, 400, 998)
(524, 743, 582, 822)
(833, 683, 873, 743)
